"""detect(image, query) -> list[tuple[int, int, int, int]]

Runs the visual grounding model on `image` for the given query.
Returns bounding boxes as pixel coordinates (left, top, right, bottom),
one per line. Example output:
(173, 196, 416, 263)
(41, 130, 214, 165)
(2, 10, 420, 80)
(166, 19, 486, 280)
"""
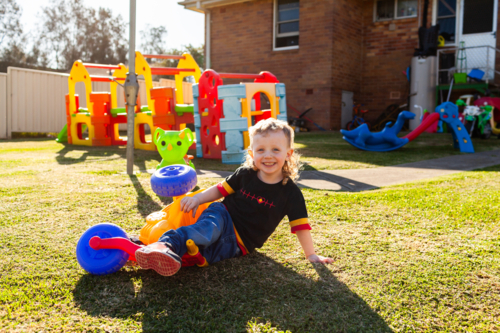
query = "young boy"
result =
(135, 118, 333, 276)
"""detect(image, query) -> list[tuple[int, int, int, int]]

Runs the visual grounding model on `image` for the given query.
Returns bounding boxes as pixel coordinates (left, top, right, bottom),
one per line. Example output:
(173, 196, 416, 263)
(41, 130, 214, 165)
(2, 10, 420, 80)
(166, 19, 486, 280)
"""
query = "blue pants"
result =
(158, 202, 242, 264)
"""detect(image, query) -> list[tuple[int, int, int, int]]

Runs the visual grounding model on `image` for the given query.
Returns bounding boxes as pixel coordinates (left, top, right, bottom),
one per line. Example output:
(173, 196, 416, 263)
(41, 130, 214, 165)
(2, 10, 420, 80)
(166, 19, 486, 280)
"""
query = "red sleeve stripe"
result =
(291, 224, 312, 234)
(217, 183, 229, 197)
(217, 181, 234, 197)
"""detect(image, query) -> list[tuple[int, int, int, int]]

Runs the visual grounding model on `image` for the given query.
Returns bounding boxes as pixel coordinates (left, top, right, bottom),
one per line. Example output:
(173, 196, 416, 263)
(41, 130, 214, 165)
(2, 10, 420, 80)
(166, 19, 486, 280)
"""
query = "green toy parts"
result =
(154, 127, 196, 169)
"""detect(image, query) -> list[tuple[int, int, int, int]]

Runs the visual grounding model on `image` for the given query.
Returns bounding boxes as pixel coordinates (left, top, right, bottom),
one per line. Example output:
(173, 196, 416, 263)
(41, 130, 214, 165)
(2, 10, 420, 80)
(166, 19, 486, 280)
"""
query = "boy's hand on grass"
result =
(180, 196, 200, 218)
(307, 254, 333, 264)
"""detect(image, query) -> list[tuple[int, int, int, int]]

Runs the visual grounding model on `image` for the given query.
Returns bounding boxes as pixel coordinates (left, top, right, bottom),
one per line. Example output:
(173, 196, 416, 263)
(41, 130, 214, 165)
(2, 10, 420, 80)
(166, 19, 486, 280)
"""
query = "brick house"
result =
(178, 0, 500, 131)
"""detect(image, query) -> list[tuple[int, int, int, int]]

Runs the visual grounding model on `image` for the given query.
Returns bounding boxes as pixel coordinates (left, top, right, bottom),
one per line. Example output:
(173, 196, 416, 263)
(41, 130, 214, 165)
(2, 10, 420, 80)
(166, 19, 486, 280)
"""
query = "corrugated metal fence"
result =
(0, 73, 7, 139)
(0, 67, 193, 139)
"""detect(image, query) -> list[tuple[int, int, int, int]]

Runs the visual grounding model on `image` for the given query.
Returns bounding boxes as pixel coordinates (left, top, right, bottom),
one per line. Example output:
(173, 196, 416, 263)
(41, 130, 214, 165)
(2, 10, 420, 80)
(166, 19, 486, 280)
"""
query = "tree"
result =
(0, 0, 22, 48)
(140, 25, 167, 56)
(39, 0, 127, 70)
(0, 36, 50, 71)
(184, 44, 204, 70)
(139, 25, 204, 70)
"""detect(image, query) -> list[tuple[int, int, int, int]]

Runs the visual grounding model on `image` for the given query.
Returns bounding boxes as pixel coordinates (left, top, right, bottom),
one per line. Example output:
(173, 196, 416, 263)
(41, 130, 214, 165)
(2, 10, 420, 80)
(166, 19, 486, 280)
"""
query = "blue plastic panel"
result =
(192, 84, 199, 98)
(276, 83, 286, 97)
(222, 151, 246, 164)
(218, 85, 247, 99)
(223, 131, 244, 150)
(194, 113, 201, 127)
(220, 118, 248, 132)
(196, 143, 203, 157)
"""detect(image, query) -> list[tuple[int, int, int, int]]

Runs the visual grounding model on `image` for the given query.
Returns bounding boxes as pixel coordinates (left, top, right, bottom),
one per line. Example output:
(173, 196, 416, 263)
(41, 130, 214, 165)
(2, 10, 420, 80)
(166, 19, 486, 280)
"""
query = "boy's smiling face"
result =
(248, 130, 293, 183)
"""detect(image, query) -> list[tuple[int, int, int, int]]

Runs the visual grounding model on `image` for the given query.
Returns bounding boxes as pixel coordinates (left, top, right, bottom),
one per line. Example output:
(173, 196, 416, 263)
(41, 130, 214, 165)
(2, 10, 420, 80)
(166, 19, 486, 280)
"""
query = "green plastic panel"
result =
(175, 104, 194, 115)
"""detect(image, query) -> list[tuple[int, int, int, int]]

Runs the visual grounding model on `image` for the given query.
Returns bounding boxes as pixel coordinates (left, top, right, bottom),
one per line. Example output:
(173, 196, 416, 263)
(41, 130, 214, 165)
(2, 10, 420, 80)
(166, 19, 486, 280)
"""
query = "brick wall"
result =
(358, 0, 421, 124)
(210, 0, 337, 129)
(330, 0, 364, 129)
(209, 0, 427, 130)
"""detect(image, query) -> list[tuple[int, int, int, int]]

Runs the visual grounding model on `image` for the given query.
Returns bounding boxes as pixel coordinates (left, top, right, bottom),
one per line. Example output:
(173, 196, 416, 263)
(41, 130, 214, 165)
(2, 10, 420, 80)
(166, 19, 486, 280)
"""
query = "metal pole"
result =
(436, 49, 440, 87)
(486, 46, 490, 84)
(125, 0, 139, 175)
(205, 10, 211, 69)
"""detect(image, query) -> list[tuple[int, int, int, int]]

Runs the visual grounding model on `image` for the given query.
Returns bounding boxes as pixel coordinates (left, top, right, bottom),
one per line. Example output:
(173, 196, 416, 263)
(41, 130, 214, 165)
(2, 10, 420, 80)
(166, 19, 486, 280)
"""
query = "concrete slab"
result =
(298, 149, 500, 192)
(197, 169, 233, 178)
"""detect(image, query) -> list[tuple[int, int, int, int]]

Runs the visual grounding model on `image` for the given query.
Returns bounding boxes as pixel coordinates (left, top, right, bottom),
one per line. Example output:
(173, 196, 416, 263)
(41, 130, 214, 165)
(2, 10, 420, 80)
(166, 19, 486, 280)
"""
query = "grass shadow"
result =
(297, 169, 377, 192)
(55, 144, 160, 171)
(128, 175, 170, 216)
(72, 252, 393, 332)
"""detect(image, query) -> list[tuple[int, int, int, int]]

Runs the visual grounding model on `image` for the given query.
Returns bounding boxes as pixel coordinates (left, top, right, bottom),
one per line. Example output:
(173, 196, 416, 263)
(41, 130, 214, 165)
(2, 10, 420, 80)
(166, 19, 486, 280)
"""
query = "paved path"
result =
(196, 149, 500, 192)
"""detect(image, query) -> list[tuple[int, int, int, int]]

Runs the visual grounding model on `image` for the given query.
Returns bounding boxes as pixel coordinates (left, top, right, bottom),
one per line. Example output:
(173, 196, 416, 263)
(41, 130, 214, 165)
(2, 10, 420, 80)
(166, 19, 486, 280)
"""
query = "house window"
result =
(375, 0, 418, 21)
(463, 0, 494, 35)
(437, 0, 456, 44)
(274, 0, 299, 50)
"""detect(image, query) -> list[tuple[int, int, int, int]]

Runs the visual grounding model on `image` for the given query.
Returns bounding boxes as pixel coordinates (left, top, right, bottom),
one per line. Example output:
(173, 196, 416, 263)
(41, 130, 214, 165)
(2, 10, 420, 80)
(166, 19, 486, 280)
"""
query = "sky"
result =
(15, 0, 205, 51)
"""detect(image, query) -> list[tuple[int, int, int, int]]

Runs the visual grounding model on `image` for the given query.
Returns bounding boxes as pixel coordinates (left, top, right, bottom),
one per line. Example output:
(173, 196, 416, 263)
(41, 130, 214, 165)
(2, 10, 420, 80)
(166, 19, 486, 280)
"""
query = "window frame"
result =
(273, 0, 300, 51)
(434, 0, 459, 46)
(373, 0, 418, 22)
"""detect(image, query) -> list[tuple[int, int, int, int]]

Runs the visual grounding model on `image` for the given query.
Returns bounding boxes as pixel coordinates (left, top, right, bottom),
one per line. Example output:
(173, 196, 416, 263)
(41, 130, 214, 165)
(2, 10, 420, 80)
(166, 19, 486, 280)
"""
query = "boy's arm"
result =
(194, 185, 224, 203)
(295, 229, 333, 264)
(180, 185, 223, 217)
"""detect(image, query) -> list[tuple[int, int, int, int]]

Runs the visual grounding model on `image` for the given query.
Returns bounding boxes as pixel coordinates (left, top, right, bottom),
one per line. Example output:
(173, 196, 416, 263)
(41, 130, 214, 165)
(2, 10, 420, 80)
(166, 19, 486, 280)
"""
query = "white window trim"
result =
(373, 0, 418, 22)
(433, 0, 460, 46)
(273, 0, 299, 51)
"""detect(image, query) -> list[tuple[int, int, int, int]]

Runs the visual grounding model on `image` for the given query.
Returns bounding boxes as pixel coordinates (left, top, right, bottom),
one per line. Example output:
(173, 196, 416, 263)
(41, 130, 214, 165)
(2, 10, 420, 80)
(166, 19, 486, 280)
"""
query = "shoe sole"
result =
(135, 250, 181, 276)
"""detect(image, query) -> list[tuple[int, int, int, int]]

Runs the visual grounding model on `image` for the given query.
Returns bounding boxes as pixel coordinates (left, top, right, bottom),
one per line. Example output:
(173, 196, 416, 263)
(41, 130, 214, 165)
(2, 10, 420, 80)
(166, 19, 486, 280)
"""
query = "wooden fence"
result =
(0, 67, 193, 139)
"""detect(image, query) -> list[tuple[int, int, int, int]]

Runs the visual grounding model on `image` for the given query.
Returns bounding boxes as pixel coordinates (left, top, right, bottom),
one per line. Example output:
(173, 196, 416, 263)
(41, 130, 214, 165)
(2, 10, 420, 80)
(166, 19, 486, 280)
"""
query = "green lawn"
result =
(0, 133, 499, 332)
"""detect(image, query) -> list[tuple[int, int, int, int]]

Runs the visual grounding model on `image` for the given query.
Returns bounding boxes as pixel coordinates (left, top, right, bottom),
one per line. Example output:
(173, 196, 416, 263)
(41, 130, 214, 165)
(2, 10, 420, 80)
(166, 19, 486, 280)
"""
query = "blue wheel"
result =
(76, 223, 129, 275)
(151, 164, 197, 197)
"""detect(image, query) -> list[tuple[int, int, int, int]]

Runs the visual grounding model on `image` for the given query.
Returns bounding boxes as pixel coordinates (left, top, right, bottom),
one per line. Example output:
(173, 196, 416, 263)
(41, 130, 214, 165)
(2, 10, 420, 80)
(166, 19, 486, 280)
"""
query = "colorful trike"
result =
(76, 165, 211, 275)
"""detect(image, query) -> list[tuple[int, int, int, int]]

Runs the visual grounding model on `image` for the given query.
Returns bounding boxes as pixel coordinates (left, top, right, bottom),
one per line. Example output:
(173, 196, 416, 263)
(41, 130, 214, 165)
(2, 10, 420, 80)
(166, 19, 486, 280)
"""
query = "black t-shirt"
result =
(217, 167, 310, 253)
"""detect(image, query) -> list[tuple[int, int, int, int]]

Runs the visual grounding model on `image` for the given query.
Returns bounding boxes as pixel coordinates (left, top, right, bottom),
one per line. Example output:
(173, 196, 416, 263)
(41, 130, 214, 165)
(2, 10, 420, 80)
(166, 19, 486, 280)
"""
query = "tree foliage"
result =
(140, 25, 204, 70)
(0, 0, 48, 72)
(39, 0, 127, 70)
(0, 38, 49, 71)
(0, 0, 22, 47)
(0, 2, 205, 73)
(140, 25, 167, 56)
(184, 44, 204, 69)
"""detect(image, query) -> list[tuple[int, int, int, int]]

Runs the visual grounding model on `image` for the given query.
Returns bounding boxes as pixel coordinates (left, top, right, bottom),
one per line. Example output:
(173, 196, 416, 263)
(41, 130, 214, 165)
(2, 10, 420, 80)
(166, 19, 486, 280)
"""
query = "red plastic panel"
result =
(198, 70, 226, 159)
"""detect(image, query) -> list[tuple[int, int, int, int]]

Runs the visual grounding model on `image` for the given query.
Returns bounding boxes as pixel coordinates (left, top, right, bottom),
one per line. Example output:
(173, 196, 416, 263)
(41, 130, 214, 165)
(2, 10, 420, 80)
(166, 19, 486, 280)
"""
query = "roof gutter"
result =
(177, 0, 253, 13)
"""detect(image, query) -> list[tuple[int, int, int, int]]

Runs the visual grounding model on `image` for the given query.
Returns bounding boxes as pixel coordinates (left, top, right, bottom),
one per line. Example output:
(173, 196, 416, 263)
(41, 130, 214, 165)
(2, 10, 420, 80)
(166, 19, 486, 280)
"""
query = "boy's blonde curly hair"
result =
(242, 118, 301, 185)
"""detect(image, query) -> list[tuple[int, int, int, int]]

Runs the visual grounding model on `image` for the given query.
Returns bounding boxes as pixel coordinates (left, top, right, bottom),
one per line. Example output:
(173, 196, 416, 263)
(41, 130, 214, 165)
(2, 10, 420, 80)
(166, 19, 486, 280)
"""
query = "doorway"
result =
(435, 0, 498, 79)
(459, 0, 498, 79)
(341, 91, 354, 130)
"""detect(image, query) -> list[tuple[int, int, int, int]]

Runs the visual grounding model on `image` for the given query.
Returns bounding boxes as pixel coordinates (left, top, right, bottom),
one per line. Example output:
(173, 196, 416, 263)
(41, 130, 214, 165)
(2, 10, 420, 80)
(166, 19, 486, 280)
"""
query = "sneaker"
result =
(135, 243, 181, 276)
(129, 235, 144, 245)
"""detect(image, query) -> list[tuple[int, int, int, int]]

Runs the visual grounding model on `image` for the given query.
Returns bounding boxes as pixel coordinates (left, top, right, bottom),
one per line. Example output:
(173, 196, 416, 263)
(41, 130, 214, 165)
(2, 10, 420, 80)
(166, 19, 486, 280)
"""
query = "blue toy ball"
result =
(151, 164, 197, 197)
(76, 223, 129, 275)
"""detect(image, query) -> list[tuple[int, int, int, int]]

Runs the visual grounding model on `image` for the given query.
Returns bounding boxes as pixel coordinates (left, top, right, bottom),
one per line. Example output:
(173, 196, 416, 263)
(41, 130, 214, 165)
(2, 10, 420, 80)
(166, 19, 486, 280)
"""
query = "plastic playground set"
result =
(341, 101, 475, 153)
(59, 51, 200, 151)
(340, 90, 500, 154)
(57, 51, 288, 164)
(58, 49, 497, 159)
